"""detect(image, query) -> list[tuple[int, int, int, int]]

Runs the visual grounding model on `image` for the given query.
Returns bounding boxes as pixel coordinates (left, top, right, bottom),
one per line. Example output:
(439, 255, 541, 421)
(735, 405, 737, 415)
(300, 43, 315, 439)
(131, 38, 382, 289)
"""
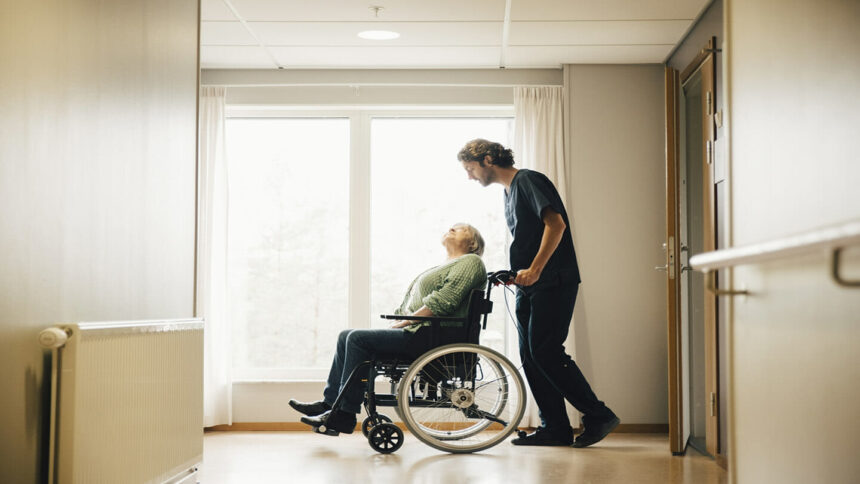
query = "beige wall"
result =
(565, 64, 669, 424)
(726, 0, 860, 482)
(0, 0, 199, 482)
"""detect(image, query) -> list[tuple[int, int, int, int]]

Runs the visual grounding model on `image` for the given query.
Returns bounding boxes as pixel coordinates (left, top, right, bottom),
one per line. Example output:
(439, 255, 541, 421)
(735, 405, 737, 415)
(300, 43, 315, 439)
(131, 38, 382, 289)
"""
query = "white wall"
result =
(565, 65, 669, 425)
(0, 1, 199, 482)
(726, 0, 860, 481)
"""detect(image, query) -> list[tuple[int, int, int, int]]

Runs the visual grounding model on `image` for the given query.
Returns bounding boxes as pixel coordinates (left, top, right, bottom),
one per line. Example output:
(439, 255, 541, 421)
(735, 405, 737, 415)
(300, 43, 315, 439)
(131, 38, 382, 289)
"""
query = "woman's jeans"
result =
(323, 328, 415, 413)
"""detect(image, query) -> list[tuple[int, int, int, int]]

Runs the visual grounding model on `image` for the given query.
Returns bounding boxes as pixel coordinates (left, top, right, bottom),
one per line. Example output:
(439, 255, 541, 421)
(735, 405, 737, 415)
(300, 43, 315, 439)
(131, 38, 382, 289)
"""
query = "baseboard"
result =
(206, 422, 669, 433)
(568, 423, 667, 434)
(207, 422, 319, 431)
(207, 422, 410, 432)
(612, 424, 669, 433)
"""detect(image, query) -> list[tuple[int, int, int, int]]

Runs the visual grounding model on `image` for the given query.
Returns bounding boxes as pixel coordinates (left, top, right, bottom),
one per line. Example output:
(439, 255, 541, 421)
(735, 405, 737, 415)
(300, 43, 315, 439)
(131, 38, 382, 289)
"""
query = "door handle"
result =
(655, 265, 668, 272)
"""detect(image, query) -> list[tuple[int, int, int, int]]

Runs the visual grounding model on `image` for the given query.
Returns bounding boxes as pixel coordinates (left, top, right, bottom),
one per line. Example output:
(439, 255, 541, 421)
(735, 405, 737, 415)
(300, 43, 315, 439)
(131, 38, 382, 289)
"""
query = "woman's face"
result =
(442, 224, 473, 252)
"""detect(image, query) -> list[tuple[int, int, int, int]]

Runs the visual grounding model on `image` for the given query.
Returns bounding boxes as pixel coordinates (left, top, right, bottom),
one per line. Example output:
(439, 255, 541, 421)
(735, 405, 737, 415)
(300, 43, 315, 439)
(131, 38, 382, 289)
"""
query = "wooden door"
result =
(665, 37, 721, 457)
(663, 66, 686, 455)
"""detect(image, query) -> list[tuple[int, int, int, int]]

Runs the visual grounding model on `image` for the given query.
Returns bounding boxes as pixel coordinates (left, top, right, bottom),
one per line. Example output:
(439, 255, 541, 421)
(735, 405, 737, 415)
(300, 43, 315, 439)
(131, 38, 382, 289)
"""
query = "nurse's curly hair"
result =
(457, 139, 515, 168)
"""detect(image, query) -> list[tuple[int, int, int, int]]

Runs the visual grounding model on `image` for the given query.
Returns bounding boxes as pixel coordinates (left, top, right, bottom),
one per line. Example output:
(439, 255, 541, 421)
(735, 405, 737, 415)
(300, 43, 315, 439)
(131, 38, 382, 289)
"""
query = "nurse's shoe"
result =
(572, 414, 620, 448)
(511, 427, 573, 446)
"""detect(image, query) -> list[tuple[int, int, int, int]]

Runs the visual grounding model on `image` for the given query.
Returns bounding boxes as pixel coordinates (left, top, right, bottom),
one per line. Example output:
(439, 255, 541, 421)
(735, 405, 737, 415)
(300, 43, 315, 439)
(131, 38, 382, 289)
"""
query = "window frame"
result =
(226, 105, 515, 382)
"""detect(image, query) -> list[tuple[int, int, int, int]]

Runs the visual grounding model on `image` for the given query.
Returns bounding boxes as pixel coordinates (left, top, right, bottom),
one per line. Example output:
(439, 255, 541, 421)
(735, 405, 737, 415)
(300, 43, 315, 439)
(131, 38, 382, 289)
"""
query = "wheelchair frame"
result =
(320, 271, 526, 454)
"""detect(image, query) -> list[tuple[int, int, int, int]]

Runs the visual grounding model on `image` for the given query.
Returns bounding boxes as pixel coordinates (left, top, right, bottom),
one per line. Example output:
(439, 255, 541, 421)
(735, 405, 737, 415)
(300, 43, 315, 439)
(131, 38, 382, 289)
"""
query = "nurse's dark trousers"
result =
(515, 283, 613, 431)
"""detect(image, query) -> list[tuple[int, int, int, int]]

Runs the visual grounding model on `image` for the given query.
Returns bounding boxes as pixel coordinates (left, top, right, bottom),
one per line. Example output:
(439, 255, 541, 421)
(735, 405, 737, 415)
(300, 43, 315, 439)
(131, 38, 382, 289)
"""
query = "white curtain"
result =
(198, 86, 232, 427)
(512, 86, 575, 428)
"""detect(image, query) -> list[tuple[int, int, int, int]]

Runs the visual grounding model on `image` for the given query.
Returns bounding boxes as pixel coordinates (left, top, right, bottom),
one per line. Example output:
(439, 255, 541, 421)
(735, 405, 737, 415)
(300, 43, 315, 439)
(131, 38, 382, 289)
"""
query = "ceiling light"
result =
(358, 30, 400, 40)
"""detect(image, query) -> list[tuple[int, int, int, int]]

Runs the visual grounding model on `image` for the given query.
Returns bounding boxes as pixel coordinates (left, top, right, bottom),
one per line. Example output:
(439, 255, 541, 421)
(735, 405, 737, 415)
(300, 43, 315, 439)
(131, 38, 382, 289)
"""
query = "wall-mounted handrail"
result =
(689, 220, 860, 289)
(832, 248, 860, 287)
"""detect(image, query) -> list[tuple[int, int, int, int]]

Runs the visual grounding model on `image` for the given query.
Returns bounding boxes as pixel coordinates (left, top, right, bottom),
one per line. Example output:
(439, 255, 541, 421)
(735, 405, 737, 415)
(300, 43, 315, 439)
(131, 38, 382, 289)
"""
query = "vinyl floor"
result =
(201, 431, 727, 484)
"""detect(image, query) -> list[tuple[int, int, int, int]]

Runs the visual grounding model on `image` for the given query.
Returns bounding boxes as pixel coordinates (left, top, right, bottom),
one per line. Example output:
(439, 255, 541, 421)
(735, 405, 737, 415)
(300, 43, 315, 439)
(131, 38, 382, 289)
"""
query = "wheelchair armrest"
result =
(380, 315, 471, 351)
(379, 314, 468, 323)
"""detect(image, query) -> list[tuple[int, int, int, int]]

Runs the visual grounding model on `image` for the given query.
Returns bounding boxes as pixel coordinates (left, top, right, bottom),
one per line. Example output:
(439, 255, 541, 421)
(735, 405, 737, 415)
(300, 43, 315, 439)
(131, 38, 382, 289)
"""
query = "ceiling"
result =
(201, 0, 711, 69)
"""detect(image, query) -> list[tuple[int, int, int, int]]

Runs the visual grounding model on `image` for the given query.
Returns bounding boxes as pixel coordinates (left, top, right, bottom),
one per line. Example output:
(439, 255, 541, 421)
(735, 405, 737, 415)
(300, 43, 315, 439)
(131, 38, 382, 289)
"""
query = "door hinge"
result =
(706, 91, 713, 115)
(709, 392, 716, 417)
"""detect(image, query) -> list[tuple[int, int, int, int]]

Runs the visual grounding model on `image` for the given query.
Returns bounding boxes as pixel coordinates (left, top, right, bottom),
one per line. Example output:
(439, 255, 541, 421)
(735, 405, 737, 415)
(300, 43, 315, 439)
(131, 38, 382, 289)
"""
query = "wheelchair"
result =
(319, 270, 526, 454)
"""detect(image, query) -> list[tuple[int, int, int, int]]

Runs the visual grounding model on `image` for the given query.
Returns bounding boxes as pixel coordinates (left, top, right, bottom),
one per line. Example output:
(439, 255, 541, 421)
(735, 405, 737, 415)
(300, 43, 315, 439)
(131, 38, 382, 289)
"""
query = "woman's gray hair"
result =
(457, 223, 485, 257)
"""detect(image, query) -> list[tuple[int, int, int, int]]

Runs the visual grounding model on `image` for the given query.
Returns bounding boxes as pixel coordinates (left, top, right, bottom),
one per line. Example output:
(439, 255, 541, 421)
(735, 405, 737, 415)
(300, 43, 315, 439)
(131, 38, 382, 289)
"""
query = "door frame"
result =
(665, 37, 721, 457)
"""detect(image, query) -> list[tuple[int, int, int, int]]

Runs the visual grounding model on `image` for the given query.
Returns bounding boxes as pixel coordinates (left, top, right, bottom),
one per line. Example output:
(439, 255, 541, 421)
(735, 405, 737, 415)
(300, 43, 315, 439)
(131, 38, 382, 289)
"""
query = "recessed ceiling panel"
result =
(201, 46, 276, 68)
(509, 20, 689, 45)
(229, 0, 506, 21)
(202, 0, 237, 21)
(510, 0, 710, 21)
(202, 21, 258, 45)
(200, 0, 705, 68)
(506, 45, 672, 67)
(251, 22, 503, 46)
(271, 46, 501, 68)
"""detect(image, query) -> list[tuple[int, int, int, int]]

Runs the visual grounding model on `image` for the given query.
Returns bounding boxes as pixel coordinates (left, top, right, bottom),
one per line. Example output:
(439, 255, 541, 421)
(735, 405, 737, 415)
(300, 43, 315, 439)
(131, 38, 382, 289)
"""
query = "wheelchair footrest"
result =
(314, 426, 342, 436)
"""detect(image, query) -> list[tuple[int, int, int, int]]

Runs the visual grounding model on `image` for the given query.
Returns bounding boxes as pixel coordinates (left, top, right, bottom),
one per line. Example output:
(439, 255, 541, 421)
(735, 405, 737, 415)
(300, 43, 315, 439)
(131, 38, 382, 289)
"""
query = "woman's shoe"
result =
(288, 399, 331, 416)
(301, 409, 357, 436)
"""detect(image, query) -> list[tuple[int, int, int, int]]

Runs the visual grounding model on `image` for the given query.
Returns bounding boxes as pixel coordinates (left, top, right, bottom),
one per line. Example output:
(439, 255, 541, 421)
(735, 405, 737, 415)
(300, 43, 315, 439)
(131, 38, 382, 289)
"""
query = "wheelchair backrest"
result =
(400, 288, 494, 357)
(464, 288, 493, 344)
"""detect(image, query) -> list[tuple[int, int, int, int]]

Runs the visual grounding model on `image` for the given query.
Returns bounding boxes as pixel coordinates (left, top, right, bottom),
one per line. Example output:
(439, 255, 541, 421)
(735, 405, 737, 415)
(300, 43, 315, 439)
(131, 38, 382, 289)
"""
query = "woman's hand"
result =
(390, 306, 434, 328)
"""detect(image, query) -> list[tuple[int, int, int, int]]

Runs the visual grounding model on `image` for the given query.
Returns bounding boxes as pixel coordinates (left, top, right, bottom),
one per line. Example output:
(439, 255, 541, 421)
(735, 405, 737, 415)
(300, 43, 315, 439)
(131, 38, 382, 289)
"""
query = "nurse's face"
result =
(461, 159, 494, 187)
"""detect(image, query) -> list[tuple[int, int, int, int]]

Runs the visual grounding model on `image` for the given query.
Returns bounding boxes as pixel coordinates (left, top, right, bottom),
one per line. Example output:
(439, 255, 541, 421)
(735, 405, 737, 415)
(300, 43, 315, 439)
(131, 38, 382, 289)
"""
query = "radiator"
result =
(40, 319, 204, 484)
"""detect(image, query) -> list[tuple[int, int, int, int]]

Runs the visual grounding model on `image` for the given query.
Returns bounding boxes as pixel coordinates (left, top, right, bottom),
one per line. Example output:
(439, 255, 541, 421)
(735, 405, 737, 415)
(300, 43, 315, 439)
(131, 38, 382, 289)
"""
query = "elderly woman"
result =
(289, 223, 487, 436)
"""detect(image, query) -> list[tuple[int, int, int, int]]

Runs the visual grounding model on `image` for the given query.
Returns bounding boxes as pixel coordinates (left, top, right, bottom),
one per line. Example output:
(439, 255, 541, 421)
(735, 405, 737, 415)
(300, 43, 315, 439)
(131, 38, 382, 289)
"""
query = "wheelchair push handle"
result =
(487, 270, 518, 286)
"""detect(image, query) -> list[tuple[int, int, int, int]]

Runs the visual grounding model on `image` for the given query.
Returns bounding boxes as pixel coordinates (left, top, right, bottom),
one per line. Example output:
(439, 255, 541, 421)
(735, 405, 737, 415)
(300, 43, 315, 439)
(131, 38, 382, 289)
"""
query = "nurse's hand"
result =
(515, 267, 541, 286)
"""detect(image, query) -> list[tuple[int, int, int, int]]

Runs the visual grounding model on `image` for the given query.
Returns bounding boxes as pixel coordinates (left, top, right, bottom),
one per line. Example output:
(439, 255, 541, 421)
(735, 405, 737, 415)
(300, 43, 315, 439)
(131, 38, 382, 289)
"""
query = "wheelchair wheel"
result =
(397, 343, 525, 453)
(361, 414, 392, 437)
(367, 423, 404, 454)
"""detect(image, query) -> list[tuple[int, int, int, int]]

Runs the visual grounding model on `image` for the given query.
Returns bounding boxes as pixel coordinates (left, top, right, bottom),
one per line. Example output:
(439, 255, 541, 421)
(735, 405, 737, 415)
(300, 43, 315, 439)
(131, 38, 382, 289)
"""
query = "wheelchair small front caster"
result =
(368, 423, 403, 454)
(361, 414, 393, 437)
(517, 430, 527, 439)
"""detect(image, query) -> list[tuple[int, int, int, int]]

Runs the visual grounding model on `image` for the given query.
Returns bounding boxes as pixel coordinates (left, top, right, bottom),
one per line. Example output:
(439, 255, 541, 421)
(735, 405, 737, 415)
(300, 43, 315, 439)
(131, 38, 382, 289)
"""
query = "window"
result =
(226, 118, 350, 374)
(226, 109, 514, 379)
